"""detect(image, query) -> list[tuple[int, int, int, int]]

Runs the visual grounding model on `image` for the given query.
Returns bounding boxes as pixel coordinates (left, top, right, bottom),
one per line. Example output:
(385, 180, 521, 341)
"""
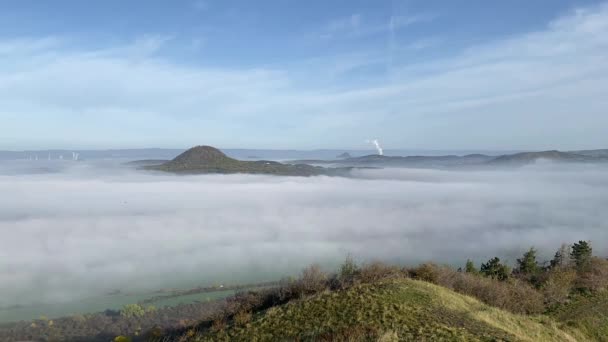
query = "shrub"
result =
(338, 255, 360, 287)
(416, 265, 544, 314)
(408, 263, 440, 283)
(542, 268, 577, 306)
(210, 317, 227, 332)
(145, 326, 164, 339)
(358, 261, 403, 283)
(233, 311, 252, 327)
(227, 290, 265, 313)
(576, 257, 608, 293)
(299, 264, 328, 295)
(120, 304, 146, 318)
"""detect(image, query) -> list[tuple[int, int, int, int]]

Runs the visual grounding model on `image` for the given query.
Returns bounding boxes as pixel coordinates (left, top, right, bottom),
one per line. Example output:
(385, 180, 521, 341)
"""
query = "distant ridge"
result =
(289, 149, 608, 169)
(486, 150, 597, 165)
(125, 159, 169, 167)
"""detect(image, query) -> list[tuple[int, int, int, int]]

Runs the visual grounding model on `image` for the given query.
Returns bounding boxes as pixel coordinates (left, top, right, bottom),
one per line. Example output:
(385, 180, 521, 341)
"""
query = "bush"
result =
(358, 261, 403, 283)
(412, 265, 544, 314)
(576, 257, 608, 293)
(233, 311, 252, 327)
(542, 268, 577, 306)
(210, 317, 227, 332)
(299, 264, 328, 295)
(226, 290, 265, 313)
(408, 263, 440, 283)
(338, 255, 360, 287)
(120, 304, 146, 318)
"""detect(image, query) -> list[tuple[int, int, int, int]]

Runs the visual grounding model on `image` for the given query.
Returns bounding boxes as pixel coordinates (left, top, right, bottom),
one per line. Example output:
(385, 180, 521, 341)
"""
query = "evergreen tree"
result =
(516, 247, 539, 275)
(465, 259, 478, 274)
(480, 257, 510, 281)
(570, 241, 592, 272)
(550, 243, 571, 269)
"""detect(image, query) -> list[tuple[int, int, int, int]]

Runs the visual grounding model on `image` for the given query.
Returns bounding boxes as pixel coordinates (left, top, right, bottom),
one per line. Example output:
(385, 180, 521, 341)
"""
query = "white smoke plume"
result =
(366, 139, 383, 155)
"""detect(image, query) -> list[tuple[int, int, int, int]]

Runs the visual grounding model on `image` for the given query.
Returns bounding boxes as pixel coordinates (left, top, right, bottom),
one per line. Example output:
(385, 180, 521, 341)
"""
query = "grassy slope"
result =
(550, 292, 608, 342)
(194, 279, 583, 342)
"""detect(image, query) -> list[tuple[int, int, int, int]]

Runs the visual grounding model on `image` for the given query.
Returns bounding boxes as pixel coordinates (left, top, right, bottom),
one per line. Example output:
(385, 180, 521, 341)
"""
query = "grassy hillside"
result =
(550, 292, 608, 341)
(193, 278, 581, 342)
(4, 241, 605, 341)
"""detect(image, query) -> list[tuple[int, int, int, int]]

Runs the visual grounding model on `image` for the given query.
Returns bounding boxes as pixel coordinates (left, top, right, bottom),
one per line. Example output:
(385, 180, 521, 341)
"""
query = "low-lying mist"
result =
(1, 161, 607, 308)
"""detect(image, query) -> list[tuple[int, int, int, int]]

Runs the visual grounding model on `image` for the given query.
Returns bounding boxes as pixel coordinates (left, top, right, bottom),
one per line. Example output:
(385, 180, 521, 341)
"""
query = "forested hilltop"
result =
(144, 146, 354, 176)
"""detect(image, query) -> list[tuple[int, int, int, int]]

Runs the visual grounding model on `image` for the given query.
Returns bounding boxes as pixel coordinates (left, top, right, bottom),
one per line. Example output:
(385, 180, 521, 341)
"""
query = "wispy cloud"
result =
(401, 37, 443, 51)
(0, 4, 607, 149)
(319, 12, 434, 40)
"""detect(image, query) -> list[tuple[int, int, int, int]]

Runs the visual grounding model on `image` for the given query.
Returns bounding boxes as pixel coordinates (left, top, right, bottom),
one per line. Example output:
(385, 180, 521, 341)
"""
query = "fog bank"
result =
(1, 162, 607, 308)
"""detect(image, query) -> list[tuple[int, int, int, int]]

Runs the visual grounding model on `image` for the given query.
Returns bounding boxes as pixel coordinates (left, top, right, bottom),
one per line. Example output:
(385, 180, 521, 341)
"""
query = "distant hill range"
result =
(124, 159, 170, 166)
(290, 149, 608, 169)
(143, 146, 355, 176)
(3, 146, 608, 171)
(0, 148, 524, 161)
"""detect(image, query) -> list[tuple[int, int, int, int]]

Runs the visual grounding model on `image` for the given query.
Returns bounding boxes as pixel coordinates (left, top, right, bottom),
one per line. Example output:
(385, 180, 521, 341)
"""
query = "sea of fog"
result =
(1, 160, 607, 321)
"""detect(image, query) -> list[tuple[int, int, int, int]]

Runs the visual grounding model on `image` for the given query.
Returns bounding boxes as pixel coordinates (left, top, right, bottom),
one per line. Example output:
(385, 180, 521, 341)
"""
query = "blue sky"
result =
(1, 0, 607, 150)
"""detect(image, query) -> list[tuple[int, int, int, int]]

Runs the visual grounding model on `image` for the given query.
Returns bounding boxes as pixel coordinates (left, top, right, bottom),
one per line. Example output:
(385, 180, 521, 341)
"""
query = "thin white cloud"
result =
(320, 12, 433, 40)
(401, 37, 443, 51)
(0, 3, 607, 149)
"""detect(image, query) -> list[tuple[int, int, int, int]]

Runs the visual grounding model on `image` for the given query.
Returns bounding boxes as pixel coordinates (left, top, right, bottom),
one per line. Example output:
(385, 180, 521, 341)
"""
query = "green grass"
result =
(192, 278, 582, 342)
